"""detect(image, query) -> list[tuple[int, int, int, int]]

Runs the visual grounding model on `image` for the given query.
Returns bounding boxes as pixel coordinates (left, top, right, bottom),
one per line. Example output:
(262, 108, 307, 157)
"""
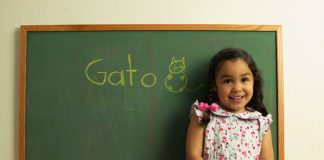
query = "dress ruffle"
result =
(190, 100, 265, 120)
(259, 114, 273, 135)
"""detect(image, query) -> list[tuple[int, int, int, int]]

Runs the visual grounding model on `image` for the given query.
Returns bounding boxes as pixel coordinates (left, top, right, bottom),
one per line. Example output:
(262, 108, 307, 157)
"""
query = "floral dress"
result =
(190, 100, 272, 160)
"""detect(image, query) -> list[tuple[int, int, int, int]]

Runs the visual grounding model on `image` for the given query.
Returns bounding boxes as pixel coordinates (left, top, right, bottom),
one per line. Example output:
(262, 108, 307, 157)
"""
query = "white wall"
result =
(1, 0, 324, 159)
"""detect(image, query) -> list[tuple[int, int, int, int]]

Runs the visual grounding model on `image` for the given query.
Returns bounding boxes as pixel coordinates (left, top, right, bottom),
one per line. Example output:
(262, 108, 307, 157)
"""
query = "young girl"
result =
(186, 48, 274, 160)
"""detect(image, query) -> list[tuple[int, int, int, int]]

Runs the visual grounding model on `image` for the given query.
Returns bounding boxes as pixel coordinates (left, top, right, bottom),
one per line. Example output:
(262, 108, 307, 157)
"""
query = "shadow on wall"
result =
(14, 27, 20, 160)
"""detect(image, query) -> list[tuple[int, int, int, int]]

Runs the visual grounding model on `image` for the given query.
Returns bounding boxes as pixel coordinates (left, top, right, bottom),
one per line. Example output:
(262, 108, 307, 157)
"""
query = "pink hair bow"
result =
(197, 102, 219, 112)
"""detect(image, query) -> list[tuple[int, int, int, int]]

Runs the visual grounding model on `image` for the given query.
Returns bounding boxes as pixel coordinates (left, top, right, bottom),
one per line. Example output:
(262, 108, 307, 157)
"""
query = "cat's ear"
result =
(171, 57, 176, 63)
(181, 57, 185, 63)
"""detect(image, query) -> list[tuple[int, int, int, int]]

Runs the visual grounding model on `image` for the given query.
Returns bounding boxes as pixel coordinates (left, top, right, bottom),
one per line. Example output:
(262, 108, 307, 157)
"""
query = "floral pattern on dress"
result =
(190, 100, 272, 160)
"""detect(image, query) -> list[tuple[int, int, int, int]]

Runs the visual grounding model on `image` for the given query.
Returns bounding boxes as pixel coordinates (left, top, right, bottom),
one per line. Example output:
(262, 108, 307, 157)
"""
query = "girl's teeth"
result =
(231, 96, 242, 100)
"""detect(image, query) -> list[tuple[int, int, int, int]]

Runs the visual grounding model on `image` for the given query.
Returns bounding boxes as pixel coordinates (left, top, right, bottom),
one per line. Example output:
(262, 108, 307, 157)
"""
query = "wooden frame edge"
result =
(20, 24, 281, 31)
(19, 26, 27, 160)
(276, 26, 285, 160)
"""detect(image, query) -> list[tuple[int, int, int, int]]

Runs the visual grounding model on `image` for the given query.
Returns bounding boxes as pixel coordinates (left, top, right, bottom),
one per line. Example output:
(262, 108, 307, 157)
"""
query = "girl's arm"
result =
(186, 113, 204, 160)
(260, 129, 274, 160)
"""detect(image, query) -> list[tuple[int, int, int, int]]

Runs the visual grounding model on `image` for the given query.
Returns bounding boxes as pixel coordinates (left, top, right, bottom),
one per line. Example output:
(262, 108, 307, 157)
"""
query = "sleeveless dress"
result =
(190, 100, 272, 160)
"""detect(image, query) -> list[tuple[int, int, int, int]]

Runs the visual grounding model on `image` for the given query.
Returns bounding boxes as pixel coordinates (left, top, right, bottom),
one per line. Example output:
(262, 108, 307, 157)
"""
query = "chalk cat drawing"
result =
(165, 57, 188, 92)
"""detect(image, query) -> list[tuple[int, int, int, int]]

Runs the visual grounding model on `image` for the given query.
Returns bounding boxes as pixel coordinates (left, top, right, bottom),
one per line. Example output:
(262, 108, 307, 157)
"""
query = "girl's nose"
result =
(232, 83, 243, 92)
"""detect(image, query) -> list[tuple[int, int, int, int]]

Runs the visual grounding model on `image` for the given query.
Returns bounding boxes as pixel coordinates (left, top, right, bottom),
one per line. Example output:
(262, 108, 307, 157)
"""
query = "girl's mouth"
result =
(229, 96, 244, 101)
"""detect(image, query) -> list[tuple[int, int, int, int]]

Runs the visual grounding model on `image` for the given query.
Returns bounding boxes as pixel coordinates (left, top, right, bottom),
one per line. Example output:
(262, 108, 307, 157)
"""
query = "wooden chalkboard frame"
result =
(19, 24, 284, 160)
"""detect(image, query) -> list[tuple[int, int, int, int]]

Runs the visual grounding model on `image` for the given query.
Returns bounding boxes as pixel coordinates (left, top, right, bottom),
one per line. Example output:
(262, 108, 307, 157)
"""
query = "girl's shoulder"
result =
(189, 100, 214, 127)
(189, 100, 205, 124)
(190, 100, 272, 121)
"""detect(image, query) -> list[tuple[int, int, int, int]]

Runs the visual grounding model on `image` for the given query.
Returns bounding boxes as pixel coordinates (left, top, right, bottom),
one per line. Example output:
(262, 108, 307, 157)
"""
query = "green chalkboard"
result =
(19, 25, 284, 160)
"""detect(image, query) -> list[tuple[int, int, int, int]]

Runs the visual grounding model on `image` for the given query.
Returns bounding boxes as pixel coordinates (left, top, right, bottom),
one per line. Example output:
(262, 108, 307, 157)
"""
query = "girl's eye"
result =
(223, 79, 232, 84)
(241, 77, 250, 82)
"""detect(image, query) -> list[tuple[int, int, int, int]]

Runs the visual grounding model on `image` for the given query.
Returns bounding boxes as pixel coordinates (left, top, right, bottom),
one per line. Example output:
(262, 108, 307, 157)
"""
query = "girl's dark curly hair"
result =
(201, 48, 268, 125)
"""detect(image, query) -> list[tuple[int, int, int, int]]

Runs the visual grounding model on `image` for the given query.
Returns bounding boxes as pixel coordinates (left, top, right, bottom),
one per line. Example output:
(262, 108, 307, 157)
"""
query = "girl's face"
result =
(215, 59, 254, 113)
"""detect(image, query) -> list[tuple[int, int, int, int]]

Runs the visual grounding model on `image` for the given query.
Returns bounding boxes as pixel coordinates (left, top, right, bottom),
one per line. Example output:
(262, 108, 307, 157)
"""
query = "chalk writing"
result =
(85, 59, 106, 85)
(164, 57, 187, 92)
(141, 73, 157, 88)
(85, 54, 202, 93)
(85, 54, 156, 88)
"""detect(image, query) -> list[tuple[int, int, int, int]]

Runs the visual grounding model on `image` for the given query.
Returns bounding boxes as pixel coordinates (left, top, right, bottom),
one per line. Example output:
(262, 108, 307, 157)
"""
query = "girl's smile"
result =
(229, 95, 245, 102)
(215, 59, 254, 114)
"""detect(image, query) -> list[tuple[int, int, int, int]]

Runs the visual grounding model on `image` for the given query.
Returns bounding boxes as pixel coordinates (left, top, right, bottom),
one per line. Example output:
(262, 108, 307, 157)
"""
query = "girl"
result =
(186, 48, 274, 160)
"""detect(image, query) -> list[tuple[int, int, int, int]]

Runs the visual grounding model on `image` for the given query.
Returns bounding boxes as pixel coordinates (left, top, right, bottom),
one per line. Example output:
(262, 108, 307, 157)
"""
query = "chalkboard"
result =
(19, 25, 284, 160)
